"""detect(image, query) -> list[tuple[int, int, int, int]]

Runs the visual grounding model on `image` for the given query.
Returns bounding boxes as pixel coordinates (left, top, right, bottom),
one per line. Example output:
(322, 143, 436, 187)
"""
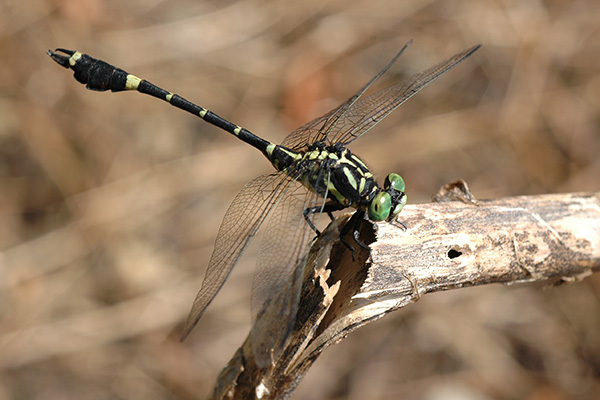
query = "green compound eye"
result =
(368, 192, 392, 221)
(384, 173, 405, 192)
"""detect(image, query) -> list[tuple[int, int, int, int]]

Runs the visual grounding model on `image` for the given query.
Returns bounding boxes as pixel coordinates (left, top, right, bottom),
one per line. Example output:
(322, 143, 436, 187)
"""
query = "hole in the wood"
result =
(448, 248, 462, 259)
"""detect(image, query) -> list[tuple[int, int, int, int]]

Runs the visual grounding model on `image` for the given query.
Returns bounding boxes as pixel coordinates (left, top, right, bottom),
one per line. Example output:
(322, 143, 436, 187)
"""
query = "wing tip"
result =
(179, 312, 200, 342)
(465, 43, 483, 58)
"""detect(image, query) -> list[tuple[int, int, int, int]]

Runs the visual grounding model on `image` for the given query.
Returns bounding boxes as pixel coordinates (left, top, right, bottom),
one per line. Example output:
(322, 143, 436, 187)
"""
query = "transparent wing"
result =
(325, 44, 481, 146)
(281, 43, 480, 149)
(281, 41, 413, 150)
(250, 171, 330, 367)
(180, 173, 293, 340)
(280, 104, 345, 151)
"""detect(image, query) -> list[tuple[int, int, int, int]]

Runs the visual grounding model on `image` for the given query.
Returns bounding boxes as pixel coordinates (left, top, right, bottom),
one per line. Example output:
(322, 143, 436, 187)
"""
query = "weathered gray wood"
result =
(209, 186, 600, 400)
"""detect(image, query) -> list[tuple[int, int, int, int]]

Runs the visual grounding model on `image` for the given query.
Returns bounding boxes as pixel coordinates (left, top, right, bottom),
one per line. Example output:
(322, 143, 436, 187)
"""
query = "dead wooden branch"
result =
(209, 184, 600, 400)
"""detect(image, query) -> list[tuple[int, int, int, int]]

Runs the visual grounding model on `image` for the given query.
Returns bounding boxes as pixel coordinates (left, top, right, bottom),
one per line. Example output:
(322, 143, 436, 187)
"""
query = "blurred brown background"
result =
(1, 0, 599, 399)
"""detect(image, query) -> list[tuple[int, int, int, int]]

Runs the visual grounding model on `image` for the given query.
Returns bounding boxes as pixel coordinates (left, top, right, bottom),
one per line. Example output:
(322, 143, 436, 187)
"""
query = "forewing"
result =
(327, 44, 481, 145)
(281, 41, 413, 150)
(180, 173, 292, 340)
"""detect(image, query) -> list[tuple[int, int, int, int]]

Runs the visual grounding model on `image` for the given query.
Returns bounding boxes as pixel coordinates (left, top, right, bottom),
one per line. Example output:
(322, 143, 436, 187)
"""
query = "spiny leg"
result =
(339, 210, 368, 260)
(392, 219, 408, 231)
(304, 204, 369, 259)
(302, 202, 344, 236)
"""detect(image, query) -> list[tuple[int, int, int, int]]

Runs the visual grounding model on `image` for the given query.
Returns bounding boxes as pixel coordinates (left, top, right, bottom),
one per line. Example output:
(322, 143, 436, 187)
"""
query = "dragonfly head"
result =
(368, 173, 407, 222)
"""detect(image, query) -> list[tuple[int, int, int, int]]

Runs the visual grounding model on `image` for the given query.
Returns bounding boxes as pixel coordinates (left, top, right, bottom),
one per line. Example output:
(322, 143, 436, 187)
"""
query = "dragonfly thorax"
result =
(273, 141, 406, 222)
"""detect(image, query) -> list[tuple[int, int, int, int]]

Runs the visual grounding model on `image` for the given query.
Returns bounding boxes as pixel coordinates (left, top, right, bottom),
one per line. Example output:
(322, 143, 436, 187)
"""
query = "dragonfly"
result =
(48, 41, 481, 365)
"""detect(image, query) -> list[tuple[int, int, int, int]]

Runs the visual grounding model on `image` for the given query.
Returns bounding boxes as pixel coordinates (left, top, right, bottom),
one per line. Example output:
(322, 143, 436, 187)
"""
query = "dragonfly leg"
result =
(303, 202, 343, 236)
(339, 210, 368, 261)
(391, 219, 408, 231)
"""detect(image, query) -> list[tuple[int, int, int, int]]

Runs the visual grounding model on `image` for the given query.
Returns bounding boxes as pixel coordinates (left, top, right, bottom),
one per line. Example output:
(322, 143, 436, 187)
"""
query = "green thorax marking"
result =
(268, 143, 378, 209)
